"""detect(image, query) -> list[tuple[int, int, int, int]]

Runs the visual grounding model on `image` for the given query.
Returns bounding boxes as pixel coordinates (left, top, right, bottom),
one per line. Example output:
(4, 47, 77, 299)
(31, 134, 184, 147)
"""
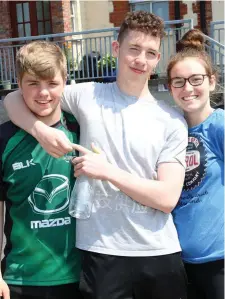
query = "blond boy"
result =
(0, 41, 82, 299)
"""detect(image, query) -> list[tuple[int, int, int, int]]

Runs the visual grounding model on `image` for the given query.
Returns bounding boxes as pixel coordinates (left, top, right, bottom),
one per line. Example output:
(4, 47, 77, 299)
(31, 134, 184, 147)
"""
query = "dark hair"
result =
(117, 10, 165, 43)
(167, 29, 217, 83)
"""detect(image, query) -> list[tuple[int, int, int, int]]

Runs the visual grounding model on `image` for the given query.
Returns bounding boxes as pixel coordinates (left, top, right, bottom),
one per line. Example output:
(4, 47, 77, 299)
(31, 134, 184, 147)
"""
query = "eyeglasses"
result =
(170, 74, 209, 88)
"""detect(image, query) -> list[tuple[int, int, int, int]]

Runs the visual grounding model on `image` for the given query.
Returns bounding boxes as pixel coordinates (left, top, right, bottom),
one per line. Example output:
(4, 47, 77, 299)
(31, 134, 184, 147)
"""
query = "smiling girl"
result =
(168, 29, 224, 299)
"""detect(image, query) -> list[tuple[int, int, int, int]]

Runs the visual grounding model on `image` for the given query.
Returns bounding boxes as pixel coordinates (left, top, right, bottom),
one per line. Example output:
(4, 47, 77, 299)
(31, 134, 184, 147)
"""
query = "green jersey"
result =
(0, 113, 81, 286)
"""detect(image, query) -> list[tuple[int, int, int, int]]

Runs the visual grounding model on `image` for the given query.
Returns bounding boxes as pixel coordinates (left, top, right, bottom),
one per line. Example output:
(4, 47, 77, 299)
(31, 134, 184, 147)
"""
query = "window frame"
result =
(35, 1, 52, 36)
(10, 1, 52, 38)
(70, 0, 77, 32)
(130, 1, 169, 22)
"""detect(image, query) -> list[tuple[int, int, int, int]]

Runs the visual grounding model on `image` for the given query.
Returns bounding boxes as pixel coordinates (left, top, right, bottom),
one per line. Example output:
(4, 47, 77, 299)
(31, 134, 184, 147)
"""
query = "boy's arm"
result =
(4, 90, 73, 157)
(105, 161, 185, 213)
(0, 159, 10, 299)
(72, 121, 187, 213)
(72, 143, 186, 213)
(0, 202, 10, 299)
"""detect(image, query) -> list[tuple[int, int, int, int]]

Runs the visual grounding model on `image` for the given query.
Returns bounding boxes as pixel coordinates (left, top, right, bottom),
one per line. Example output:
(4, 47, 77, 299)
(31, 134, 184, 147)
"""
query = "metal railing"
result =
(208, 20, 225, 94)
(204, 33, 225, 92)
(156, 19, 193, 76)
(0, 19, 193, 87)
(210, 20, 224, 44)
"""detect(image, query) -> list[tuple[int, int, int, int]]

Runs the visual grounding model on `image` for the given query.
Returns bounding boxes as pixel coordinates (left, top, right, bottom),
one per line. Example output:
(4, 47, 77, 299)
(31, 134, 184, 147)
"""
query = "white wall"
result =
(211, 1, 224, 44)
(181, 1, 224, 27)
(211, 1, 224, 21)
(182, 1, 197, 27)
(76, 1, 115, 62)
(80, 1, 113, 30)
(70, 0, 115, 71)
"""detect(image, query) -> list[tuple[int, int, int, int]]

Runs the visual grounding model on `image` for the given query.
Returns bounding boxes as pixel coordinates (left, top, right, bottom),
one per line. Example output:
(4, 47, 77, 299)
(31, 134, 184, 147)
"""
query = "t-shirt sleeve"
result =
(210, 112, 224, 161)
(157, 120, 188, 169)
(61, 84, 80, 120)
(61, 82, 94, 122)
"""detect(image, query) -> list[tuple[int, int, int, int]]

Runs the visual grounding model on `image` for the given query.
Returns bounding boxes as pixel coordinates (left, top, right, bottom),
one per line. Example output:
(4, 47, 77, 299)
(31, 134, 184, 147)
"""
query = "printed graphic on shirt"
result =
(28, 174, 70, 215)
(12, 159, 36, 171)
(184, 134, 207, 191)
(94, 188, 149, 214)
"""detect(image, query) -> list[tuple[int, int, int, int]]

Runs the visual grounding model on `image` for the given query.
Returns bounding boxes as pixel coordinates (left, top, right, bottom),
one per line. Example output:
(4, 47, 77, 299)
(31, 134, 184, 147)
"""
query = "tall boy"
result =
(0, 41, 82, 299)
(5, 11, 188, 299)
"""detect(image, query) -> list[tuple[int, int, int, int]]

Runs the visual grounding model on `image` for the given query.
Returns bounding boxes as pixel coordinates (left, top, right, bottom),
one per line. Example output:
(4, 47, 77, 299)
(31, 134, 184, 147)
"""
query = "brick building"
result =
(0, 1, 72, 40)
(0, 1, 114, 41)
(110, 0, 223, 35)
(0, 1, 223, 41)
(0, 0, 223, 90)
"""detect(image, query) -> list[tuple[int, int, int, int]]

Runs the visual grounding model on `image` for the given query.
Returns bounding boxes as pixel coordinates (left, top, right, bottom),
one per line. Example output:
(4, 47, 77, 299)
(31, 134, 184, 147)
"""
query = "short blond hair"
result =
(16, 40, 67, 82)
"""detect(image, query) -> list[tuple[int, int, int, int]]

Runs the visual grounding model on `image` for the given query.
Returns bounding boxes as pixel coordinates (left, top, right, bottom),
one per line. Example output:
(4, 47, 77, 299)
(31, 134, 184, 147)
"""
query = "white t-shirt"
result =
(62, 82, 188, 256)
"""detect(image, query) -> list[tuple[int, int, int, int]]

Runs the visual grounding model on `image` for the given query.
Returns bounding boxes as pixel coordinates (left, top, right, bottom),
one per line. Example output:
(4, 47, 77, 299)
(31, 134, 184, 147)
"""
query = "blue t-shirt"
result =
(173, 109, 224, 264)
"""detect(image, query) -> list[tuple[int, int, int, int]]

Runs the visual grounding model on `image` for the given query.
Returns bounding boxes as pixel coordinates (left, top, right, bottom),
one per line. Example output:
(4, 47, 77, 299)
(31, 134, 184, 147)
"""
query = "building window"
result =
(16, 2, 31, 37)
(130, 1, 169, 24)
(36, 1, 51, 35)
(70, 1, 77, 32)
(11, 1, 52, 38)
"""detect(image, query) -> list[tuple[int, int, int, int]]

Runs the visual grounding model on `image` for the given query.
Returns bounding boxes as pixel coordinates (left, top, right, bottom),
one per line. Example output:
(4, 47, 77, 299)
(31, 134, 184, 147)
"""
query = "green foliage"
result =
(63, 42, 78, 70)
(98, 54, 116, 69)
